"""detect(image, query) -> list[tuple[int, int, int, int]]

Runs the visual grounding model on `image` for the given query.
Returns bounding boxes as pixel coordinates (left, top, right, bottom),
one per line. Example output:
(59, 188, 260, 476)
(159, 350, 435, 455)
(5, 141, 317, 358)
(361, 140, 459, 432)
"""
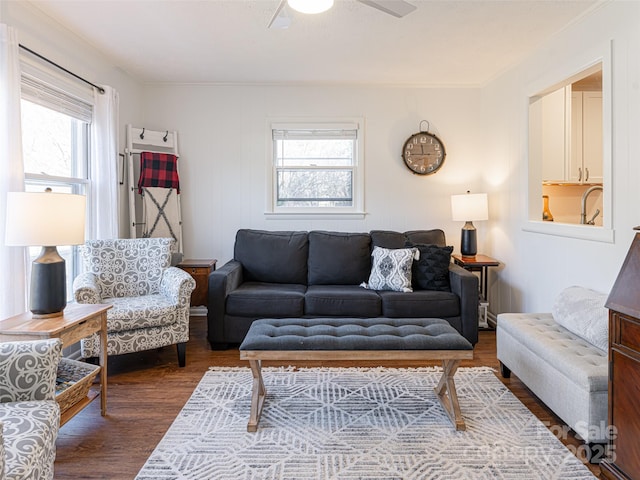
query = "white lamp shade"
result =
(451, 193, 489, 222)
(5, 192, 86, 246)
(288, 0, 334, 14)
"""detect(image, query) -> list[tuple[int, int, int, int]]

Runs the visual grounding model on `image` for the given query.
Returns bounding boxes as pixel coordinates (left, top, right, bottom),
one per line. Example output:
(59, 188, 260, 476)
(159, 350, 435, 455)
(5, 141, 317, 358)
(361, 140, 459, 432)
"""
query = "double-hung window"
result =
(20, 60, 92, 300)
(269, 119, 364, 215)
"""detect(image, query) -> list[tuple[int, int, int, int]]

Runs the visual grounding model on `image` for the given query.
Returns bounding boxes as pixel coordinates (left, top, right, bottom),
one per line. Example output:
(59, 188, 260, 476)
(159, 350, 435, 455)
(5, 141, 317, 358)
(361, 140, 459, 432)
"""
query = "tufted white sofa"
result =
(496, 286, 609, 444)
(0, 339, 62, 480)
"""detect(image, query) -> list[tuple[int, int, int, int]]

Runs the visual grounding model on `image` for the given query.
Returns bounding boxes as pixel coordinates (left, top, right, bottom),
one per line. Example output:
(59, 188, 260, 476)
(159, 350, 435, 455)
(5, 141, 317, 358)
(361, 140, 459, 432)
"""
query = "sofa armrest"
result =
(160, 266, 196, 307)
(207, 260, 244, 348)
(0, 339, 62, 403)
(449, 263, 479, 345)
(73, 272, 102, 304)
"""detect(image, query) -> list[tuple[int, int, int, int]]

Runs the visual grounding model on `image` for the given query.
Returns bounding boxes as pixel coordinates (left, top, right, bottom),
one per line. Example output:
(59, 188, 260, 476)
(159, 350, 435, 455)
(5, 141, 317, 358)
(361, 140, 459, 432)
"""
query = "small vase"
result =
(542, 195, 554, 221)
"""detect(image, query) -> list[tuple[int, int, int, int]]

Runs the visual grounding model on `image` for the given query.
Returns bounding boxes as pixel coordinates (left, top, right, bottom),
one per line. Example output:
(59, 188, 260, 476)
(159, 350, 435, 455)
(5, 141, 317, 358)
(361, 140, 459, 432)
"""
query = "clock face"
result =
(402, 132, 446, 175)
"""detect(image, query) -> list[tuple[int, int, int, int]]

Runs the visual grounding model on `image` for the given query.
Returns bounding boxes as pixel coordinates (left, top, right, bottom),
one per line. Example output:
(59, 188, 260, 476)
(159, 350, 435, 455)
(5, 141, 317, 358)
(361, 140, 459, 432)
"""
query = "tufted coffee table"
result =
(239, 317, 474, 432)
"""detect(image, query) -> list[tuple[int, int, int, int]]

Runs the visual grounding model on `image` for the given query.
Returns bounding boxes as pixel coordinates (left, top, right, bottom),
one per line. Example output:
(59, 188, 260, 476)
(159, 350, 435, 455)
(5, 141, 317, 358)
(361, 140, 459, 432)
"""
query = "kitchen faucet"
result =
(580, 185, 603, 225)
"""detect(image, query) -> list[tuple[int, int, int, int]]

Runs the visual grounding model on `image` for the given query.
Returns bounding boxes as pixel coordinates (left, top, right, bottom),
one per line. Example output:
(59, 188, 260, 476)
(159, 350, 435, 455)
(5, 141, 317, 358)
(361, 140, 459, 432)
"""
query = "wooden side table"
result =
(452, 254, 500, 328)
(0, 303, 111, 426)
(176, 259, 217, 308)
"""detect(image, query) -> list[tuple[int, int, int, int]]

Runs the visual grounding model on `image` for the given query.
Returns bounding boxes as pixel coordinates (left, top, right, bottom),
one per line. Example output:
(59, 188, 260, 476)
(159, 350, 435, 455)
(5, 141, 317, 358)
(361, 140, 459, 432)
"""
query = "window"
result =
(525, 45, 613, 243)
(20, 62, 92, 300)
(268, 120, 364, 216)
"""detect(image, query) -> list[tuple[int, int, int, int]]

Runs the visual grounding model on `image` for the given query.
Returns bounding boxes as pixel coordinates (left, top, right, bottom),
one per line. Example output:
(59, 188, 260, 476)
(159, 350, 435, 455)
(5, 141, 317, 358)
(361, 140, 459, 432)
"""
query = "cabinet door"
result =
(582, 91, 603, 183)
(541, 87, 568, 182)
(569, 91, 583, 183)
(569, 91, 603, 183)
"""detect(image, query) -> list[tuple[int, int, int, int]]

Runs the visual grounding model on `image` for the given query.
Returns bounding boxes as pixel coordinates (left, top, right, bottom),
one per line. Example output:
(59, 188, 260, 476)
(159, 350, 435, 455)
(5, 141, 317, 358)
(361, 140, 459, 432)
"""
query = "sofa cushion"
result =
(552, 286, 609, 352)
(363, 246, 418, 292)
(370, 230, 407, 249)
(305, 285, 381, 317)
(102, 294, 181, 332)
(234, 230, 308, 284)
(405, 230, 446, 247)
(226, 282, 306, 317)
(378, 290, 460, 318)
(370, 230, 446, 249)
(307, 231, 371, 285)
(406, 243, 453, 291)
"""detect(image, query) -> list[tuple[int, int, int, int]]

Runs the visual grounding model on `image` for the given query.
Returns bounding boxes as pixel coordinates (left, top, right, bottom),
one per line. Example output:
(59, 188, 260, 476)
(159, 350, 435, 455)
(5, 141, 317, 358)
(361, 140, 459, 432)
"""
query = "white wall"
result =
(1, 1, 144, 237)
(481, 1, 640, 314)
(5, 1, 638, 318)
(142, 85, 484, 264)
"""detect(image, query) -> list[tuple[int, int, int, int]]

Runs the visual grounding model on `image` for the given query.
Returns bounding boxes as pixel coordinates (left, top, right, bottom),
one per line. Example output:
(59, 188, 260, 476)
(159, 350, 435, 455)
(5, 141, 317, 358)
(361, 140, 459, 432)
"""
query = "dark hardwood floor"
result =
(54, 316, 601, 479)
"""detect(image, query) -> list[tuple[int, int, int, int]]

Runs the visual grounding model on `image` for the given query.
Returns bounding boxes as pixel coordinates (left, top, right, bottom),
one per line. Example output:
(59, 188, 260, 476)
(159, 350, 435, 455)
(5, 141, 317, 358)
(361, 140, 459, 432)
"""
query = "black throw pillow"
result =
(405, 242, 453, 291)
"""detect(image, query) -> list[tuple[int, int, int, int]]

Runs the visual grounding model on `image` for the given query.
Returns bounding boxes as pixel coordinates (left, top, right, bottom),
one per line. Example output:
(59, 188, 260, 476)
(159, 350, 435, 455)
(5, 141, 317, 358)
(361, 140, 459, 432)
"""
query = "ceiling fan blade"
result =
(357, 0, 417, 18)
(268, 0, 292, 29)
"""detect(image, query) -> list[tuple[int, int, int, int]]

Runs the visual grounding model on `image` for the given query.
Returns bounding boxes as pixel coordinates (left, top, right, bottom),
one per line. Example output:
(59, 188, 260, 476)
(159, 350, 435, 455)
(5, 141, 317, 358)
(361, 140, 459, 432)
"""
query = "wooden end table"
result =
(0, 303, 111, 426)
(452, 254, 500, 328)
(176, 259, 217, 308)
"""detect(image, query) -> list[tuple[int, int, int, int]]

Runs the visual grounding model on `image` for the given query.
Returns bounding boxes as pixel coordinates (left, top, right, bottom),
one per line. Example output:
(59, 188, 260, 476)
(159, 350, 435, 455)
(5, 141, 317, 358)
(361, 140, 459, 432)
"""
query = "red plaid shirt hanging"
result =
(138, 152, 180, 194)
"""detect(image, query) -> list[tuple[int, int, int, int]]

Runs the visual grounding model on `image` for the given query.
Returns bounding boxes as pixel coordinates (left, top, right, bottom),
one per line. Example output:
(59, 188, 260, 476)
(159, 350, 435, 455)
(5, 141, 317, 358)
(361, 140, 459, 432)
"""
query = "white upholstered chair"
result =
(0, 339, 62, 480)
(73, 238, 195, 367)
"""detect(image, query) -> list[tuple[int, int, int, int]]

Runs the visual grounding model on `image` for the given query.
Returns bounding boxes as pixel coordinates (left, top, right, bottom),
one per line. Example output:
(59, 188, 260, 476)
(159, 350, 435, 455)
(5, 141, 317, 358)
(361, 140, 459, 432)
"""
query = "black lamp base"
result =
(460, 221, 478, 257)
(30, 246, 66, 318)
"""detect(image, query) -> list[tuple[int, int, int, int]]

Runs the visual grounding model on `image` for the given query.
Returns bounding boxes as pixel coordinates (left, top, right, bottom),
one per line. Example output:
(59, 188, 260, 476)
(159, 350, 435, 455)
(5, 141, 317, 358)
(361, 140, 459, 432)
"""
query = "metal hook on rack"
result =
(139, 128, 145, 140)
(419, 120, 429, 133)
(163, 131, 169, 142)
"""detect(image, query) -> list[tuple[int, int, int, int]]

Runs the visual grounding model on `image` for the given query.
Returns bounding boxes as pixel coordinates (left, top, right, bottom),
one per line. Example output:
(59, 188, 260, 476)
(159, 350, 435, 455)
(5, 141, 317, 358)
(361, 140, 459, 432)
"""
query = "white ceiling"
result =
(29, 0, 600, 87)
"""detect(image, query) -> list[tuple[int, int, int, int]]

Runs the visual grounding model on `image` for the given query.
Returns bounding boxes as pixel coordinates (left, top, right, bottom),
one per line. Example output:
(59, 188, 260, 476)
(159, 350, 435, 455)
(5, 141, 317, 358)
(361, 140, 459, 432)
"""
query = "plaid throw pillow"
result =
(361, 246, 419, 292)
(406, 243, 453, 291)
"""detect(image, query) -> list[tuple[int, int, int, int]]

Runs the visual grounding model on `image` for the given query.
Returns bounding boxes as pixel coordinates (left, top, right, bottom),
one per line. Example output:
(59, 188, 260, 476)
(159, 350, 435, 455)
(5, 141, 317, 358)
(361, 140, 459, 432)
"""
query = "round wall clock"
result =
(401, 127, 446, 175)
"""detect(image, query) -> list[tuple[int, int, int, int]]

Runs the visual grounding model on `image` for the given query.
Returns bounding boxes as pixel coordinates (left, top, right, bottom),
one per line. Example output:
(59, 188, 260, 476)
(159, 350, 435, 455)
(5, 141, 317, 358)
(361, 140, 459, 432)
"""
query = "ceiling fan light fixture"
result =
(287, 0, 334, 14)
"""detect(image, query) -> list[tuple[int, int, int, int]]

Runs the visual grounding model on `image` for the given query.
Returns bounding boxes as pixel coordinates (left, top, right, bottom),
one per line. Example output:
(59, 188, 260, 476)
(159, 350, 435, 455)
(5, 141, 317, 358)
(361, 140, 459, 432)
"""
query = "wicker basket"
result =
(55, 357, 100, 414)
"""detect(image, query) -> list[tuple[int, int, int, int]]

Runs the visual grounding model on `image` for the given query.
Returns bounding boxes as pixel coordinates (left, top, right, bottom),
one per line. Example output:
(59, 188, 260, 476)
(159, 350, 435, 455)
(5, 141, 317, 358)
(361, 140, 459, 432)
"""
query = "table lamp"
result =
(5, 190, 86, 318)
(451, 191, 488, 257)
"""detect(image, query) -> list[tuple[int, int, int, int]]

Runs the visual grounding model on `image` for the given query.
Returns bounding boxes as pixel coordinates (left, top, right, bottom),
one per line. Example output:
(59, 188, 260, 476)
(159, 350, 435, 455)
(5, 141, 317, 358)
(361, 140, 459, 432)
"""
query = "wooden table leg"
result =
(99, 310, 108, 416)
(247, 359, 266, 432)
(434, 359, 465, 431)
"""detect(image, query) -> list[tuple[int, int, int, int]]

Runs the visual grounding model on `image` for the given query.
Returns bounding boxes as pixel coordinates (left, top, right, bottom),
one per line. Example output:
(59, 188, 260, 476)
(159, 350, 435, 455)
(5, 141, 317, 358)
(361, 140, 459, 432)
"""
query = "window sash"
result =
(275, 140, 355, 167)
(276, 168, 354, 203)
(21, 100, 90, 179)
(268, 119, 364, 215)
(24, 176, 88, 302)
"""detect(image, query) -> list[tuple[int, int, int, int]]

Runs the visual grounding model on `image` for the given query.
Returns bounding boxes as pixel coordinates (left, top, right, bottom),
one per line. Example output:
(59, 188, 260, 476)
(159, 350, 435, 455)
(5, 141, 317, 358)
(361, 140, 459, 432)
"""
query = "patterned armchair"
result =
(73, 238, 196, 367)
(0, 339, 62, 480)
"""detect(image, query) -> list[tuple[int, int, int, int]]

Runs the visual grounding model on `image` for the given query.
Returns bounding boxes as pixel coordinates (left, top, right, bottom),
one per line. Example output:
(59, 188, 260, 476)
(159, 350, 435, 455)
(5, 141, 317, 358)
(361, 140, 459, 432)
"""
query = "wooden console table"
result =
(0, 303, 111, 426)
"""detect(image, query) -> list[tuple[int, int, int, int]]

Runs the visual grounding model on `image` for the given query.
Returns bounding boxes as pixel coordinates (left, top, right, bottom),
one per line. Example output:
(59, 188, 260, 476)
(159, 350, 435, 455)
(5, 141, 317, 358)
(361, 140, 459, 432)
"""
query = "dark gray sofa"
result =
(207, 229, 479, 349)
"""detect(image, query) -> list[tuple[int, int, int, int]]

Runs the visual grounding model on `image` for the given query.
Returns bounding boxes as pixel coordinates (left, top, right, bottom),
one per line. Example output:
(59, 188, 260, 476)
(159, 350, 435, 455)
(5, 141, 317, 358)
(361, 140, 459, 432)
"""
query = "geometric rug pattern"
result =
(135, 366, 596, 479)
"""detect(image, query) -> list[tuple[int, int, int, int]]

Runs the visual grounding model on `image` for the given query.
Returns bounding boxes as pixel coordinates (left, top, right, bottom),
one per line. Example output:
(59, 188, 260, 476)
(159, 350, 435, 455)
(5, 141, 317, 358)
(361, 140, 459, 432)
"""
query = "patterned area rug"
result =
(136, 367, 596, 479)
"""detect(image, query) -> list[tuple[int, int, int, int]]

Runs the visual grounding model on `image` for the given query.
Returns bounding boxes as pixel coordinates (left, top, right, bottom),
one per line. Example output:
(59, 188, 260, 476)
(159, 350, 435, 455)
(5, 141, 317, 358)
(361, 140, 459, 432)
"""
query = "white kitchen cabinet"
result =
(569, 91, 603, 183)
(540, 86, 568, 183)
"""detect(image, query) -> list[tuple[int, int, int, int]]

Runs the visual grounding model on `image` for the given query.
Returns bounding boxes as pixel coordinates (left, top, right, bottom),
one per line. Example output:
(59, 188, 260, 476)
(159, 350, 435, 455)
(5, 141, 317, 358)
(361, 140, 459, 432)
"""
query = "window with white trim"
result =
(20, 61, 92, 300)
(269, 120, 364, 215)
